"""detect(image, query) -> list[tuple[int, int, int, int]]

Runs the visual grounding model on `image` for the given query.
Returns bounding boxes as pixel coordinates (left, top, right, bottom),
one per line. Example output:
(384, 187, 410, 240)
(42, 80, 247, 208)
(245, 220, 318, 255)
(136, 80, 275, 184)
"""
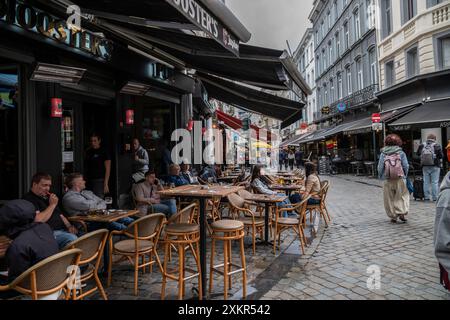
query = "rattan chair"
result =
(63, 229, 109, 300)
(107, 213, 165, 296)
(0, 249, 82, 300)
(273, 196, 310, 255)
(227, 193, 264, 254)
(306, 181, 330, 227)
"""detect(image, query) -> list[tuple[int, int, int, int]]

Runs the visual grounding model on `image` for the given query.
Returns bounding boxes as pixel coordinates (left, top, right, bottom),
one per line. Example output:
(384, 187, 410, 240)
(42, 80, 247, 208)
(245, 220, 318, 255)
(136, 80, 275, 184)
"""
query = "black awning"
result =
(389, 100, 450, 127)
(197, 74, 304, 129)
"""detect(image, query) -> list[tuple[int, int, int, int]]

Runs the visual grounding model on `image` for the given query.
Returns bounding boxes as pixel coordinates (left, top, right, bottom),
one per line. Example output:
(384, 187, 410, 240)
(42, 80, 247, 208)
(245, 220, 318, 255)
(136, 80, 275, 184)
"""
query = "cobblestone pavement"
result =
(88, 174, 450, 300)
(260, 175, 450, 300)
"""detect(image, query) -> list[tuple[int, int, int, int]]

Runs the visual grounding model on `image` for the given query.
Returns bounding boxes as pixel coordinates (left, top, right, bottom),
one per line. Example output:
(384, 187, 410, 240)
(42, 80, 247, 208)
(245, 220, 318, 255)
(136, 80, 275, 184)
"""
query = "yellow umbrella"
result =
(252, 141, 272, 148)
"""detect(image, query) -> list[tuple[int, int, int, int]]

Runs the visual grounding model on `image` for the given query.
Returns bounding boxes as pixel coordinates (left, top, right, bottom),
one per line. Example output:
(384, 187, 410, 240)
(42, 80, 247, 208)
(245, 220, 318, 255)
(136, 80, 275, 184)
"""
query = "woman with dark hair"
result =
(377, 134, 410, 223)
(290, 162, 322, 205)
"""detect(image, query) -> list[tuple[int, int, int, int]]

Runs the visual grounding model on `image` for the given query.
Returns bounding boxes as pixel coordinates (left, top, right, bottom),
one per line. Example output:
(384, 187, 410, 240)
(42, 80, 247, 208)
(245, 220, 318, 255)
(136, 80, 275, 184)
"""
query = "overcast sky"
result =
(226, 0, 314, 52)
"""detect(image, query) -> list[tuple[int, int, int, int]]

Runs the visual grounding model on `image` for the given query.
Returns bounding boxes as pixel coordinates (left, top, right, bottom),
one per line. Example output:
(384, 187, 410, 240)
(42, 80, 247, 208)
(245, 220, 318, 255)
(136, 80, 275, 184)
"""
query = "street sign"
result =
(337, 102, 347, 112)
(372, 122, 383, 131)
(372, 113, 381, 123)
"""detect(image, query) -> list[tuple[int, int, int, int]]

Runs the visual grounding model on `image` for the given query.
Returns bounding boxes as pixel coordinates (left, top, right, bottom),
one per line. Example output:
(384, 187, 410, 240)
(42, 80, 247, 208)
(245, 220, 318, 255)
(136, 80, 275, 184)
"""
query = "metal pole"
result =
(373, 129, 377, 164)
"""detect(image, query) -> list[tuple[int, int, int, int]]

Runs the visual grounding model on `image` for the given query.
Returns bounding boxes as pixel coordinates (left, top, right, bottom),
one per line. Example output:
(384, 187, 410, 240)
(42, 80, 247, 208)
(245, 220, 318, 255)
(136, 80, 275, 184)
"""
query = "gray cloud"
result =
(226, 0, 314, 52)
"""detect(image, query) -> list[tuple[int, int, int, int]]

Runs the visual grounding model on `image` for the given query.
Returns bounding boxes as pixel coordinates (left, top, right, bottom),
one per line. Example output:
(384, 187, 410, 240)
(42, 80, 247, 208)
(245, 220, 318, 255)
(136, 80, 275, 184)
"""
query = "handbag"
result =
(406, 178, 414, 194)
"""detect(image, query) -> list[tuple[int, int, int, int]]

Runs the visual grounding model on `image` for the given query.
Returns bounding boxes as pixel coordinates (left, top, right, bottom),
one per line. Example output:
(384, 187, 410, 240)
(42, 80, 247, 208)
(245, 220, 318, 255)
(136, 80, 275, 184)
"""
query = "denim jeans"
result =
(53, 230, 78, 249)
(152, 199, 177, 217)
(88, 217, 134, 232)
(423, 166, 440, 200)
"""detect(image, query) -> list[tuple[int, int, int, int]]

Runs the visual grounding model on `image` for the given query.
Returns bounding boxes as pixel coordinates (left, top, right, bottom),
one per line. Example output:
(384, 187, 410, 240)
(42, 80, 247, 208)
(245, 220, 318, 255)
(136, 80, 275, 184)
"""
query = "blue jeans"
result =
(54, 230, 78, 249)
(152, 199, 177, 217)
(423, 166, 440, 200)
(88, 217, 135, 232)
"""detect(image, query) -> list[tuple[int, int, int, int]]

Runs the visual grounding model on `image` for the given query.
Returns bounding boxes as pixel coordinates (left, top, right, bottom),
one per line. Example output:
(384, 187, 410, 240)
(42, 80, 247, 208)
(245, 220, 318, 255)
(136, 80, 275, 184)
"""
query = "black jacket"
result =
(0, 200, 58, 282)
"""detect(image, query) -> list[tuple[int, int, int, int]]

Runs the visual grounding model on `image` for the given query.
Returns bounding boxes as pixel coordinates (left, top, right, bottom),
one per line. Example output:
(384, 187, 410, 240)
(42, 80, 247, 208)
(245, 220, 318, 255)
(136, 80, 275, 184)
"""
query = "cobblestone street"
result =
(259, 175, 450, 300)
(91, 175, 450, 300)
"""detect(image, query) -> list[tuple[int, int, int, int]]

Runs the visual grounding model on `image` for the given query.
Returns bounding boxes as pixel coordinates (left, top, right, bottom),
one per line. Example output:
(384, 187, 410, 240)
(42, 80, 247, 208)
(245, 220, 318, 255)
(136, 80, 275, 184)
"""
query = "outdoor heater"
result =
(30, 63, 86, 84)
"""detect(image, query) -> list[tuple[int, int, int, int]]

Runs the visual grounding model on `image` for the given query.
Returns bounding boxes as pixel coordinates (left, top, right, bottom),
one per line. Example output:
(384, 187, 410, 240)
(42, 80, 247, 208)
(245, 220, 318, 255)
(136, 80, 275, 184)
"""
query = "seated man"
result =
(23, 173, 78, 249)
(166, 164, 190, 187)
(133, 170, 177, 217)
(198, 165, 218, 184)
(0, 200, 58, 287)
(62, 173, 133, 231)
(180, 163, 199, 185)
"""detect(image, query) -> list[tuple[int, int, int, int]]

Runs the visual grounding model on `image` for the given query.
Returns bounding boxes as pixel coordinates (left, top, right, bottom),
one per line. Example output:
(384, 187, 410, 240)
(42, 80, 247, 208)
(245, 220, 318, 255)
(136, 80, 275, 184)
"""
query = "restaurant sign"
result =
(166, 0, 240, 56)
(0, 0, 113, 60)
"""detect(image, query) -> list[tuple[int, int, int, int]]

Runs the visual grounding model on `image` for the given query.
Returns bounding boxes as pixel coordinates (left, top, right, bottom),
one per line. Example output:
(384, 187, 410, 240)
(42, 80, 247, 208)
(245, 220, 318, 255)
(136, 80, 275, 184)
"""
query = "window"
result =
(322, 50, 327, 71)
(381, 0, 392, 38)
(406, 46, 419, 78)
(427, 0, 444, 8)
(333, 1, 338, 22)
(330, 79, 335, 103)
(354, 8, 361, 40)
(335, 32, 341, 57)
(346, 66, 352, 94)
(327, 11, 331, 30)
(356, 58, 363, 90)
(329, 42, 333, 65)
(369, 48, 377, 85)
(344, 22, 350, 50)
(337, 72, 343, 99)
(443, 38, 450, 69)
(321, 21, 325, 41)
(317, 88, 322, 107)
(317, 55, 321, 74)
(316, 31, 319, 46)
(324, 85, 328, 105)
(367, 0, 375, 29)
(385, 61, 395, 87)
(402, 0, 417, 25)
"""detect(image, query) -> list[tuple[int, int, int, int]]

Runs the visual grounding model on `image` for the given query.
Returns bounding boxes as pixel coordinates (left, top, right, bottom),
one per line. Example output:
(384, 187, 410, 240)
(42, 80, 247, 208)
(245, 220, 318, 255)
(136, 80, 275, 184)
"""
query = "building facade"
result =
(376, 0, 450, 164)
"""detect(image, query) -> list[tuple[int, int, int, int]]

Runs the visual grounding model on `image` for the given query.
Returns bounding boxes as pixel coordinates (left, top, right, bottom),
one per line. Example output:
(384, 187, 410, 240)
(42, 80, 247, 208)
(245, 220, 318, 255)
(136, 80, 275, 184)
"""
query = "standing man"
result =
(132, 138, 150, 183)
(278, 148, 285, 171)
(23, 173, 78, 249)
(418, 134, 444, 201)
(85, 133, 111, 199)
(295, 148, 303, 169)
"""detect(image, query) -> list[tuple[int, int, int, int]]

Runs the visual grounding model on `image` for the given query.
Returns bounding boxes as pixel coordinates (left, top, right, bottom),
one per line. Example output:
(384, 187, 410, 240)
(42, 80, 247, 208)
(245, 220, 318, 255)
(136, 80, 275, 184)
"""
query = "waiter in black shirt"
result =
(85, 133, 111, 199)
(23, 172, 78, 249)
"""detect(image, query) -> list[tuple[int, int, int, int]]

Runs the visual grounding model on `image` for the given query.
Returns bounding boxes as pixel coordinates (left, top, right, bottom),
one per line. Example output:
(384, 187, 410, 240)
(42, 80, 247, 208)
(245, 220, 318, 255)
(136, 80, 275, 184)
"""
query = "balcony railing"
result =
(317, 84, 379, 121)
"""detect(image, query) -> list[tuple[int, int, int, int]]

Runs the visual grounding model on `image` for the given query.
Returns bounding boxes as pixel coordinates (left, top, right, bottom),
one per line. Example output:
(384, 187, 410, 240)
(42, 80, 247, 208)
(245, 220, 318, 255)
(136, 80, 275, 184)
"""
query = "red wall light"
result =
(51, 98, 62, 118)
(125, 109, 134, 125)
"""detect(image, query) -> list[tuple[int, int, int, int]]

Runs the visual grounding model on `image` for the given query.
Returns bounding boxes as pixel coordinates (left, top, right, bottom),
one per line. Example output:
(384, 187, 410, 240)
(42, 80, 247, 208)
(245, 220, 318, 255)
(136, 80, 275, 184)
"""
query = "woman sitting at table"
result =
(251, 165, 292, 215)
(290, 162, 321, 205)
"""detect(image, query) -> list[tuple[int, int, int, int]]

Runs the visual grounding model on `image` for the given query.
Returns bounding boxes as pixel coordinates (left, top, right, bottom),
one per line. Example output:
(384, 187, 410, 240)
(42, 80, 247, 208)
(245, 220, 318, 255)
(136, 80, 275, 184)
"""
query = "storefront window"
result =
(0, 63, 19, 201)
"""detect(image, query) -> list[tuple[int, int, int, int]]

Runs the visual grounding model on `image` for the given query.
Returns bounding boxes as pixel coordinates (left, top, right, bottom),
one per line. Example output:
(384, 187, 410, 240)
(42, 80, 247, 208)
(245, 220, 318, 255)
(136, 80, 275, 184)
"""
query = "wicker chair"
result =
(107, 213, 165, 296)
(63, 229, 109, 300)
(227, 193, 264, 254)
(0, 249, 82, 300)
(306, 181, 331, 227)
(273, 196, 310, 255)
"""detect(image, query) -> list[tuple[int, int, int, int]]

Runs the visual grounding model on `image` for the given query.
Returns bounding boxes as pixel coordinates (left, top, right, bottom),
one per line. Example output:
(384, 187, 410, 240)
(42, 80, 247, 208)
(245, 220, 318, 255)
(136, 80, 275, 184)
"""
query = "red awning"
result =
(216, 110, 277, 140)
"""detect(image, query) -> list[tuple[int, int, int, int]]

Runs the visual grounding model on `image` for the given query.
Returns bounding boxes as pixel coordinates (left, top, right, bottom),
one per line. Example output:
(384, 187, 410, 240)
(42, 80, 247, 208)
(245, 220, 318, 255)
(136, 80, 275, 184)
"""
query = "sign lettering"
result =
(166, 0, 239, 56)
(0, 0, 113, 60)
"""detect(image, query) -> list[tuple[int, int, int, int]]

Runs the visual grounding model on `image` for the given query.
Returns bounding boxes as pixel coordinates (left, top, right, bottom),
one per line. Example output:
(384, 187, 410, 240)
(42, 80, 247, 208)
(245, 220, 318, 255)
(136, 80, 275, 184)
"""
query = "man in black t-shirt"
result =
(22, 173, 78, 249)
(85, 133, 111, 199)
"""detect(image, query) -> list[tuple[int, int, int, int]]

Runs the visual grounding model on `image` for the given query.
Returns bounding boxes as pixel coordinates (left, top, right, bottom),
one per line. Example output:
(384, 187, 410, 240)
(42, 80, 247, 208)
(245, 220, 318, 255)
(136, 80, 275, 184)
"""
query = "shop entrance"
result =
(0, 61, 19, 201)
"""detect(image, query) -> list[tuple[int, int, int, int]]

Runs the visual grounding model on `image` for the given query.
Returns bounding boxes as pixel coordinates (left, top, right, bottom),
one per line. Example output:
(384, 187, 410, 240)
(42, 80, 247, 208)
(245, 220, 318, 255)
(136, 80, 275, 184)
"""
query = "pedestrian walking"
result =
(295, 148, 303, 168)
(288, 150, 295, 171)
(417, 134, 443, 201)
(434, 171, 450, 291)
(84, 133, 111, 199)
(278, 148, 286, 171)
(377, 134, 410, 223)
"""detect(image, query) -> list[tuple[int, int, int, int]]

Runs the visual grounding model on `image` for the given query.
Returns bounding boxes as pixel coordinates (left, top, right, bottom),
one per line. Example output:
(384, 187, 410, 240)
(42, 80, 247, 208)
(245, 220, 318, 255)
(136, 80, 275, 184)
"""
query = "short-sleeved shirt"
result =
(22, 192, 67, 231)
(85, 147, 111, 180)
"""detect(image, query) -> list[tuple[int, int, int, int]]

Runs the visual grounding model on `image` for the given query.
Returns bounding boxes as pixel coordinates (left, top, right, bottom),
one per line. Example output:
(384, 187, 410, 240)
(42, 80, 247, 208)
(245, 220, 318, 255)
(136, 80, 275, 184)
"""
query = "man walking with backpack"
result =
(417, 134, 443, 202)
(378, 134, 410, 223)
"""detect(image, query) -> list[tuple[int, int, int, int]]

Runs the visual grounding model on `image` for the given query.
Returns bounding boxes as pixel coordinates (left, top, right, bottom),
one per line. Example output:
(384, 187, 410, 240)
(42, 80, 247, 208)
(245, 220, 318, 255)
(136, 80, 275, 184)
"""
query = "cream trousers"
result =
(383, 179, 410, 219)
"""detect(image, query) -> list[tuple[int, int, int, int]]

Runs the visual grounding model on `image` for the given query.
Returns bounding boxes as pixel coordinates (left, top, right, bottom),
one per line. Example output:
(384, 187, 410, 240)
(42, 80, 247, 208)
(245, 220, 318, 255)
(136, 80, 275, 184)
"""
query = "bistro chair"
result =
(0, 236, 12, 259)
(209, 219, 247, 300)
(227, 193, 264, 254)
(273, 196, 310, 255)
(0, 249, 82, 300)
(63, 229, 109, 300)
(107, 214, 165, 296)
(306, 181, 331, 227)
(161, 203, 202, 300)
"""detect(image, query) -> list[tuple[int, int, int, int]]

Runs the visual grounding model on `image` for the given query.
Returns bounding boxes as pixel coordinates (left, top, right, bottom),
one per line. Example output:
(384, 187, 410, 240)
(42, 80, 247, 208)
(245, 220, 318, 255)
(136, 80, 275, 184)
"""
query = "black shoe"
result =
(399, 215, 408, 222)
(390, 219, 397, 223)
